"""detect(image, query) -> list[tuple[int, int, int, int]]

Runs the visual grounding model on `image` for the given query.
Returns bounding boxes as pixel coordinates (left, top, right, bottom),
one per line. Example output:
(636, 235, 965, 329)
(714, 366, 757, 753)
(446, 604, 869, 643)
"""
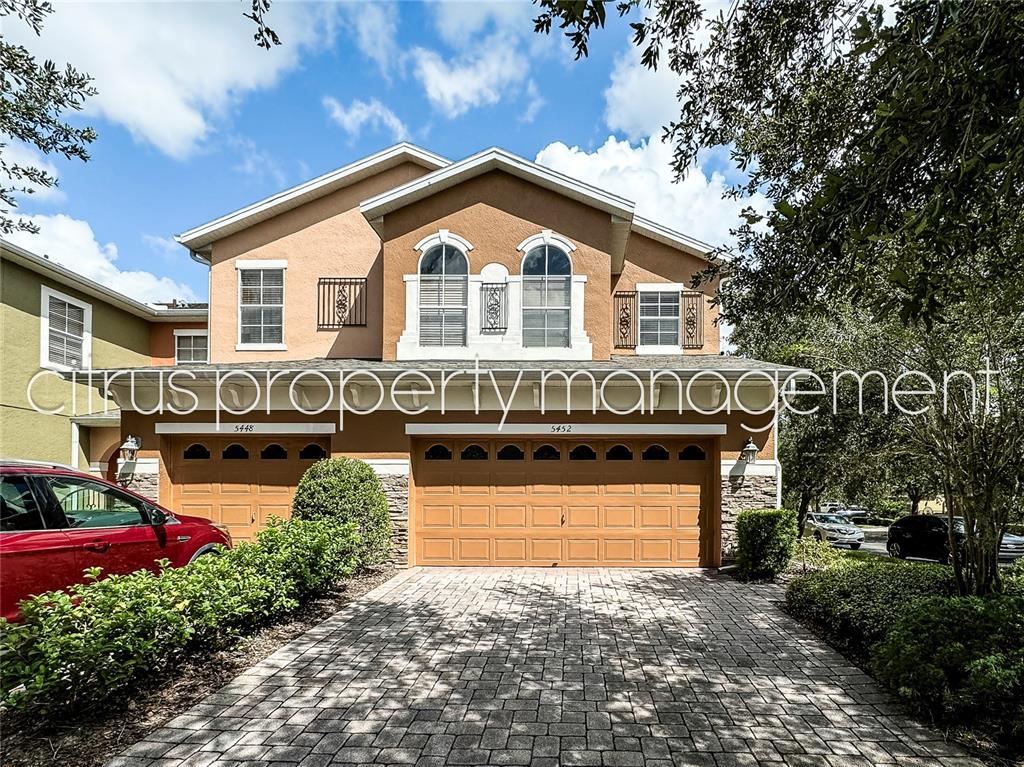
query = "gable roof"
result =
(359, 146, 635, 222)
(359, 146, 636, 270)
(0, 239, 207, 322)
(176, 143, 449, 255)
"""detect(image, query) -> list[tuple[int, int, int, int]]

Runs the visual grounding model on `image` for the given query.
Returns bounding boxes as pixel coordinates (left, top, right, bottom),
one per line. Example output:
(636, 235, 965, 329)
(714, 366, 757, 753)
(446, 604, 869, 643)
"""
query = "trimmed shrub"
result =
(0, 518, 359, 716)
(785, 558, 955, 655)
(788, 537, 846, 575)
(291, 457, 391, 565)
(735, 508, 798, 580)
(872, 596, 1024, 745)
(870, 498, 907, 519)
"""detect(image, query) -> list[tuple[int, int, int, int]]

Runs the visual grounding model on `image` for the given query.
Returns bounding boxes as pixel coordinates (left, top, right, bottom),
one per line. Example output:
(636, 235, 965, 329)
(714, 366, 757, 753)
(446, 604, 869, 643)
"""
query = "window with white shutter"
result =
(638, 291, 680, 346)
(40, 287, 91, 370)
(522, 245, 572, 348)
(418, 244, 468, 346)
(238, 268, 284, 347)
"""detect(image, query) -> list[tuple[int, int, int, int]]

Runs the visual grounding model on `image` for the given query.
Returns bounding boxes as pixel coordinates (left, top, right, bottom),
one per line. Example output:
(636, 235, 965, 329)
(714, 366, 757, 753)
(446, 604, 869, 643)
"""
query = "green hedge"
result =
(735, 508, 798, 580)
(785, 558, 956, 654)
(0, 518, 359, 716)
(291, 457, 391, 565)
(873, 596, 1024, 746)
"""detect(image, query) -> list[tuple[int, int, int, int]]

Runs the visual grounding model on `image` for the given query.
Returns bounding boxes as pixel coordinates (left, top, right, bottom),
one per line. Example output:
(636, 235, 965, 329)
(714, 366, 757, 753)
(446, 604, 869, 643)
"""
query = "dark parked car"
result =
(887, 514, 1024, 564)
(0, 460, 231, 620)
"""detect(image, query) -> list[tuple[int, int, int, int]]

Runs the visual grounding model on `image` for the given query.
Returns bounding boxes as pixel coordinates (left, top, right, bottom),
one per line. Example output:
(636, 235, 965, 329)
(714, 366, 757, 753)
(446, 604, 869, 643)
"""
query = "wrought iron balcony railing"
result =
(317, 278, 367, 329)
(480, 283, 508, 333)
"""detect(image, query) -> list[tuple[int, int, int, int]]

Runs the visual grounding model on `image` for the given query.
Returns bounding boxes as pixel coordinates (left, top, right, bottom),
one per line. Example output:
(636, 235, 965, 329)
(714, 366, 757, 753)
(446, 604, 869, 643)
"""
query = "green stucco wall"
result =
(0, 258, 152, 466)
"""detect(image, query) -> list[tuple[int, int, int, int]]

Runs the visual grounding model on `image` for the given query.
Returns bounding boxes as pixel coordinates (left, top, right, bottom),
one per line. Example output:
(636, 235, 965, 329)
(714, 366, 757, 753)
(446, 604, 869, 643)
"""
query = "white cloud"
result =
(141, 233, 180, 259)
(535, 136, 768, 248)
(428, 0, 536, 47)
(7, 214, 199, 304)
(6, 3, 339, 159)
(323, 97, 409, 142)
(604, 50, 681, 141)
(230, 136, 288, 188)
(413, 42, 529, 117)
(340, 1, 400, 77)
(521, 80, 544, 123)
(1, 143, 66, 205)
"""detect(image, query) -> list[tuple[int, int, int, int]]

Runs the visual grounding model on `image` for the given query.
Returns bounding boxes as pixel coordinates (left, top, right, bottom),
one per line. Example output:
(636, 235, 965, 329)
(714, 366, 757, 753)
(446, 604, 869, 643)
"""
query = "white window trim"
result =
(414, 228, 474, 255)
(39, 286, 93, 371)
(516, 229, 577, 254)
(236, 265, 286, 351)
(416, 233, 472, 348)
(520, 237, 576, 350)
(234, 259, 288, 270)
(635, 283, 686, 355)
(173, 329, 209, 364)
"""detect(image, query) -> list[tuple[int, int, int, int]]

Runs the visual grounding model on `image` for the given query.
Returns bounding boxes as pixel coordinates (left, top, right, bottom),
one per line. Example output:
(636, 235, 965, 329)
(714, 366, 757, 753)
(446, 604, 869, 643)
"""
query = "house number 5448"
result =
(234, 424, 255, 432)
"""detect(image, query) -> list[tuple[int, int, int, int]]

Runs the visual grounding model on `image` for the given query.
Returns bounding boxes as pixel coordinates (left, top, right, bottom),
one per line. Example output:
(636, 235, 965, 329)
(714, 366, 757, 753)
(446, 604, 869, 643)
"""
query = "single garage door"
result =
(412, 437, 712, 567)
(165, 437, 329, 542)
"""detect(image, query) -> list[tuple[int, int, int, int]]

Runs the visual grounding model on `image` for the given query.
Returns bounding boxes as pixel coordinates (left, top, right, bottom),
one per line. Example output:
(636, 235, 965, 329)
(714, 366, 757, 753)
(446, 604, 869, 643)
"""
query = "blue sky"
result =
(4, 0, 757, 304)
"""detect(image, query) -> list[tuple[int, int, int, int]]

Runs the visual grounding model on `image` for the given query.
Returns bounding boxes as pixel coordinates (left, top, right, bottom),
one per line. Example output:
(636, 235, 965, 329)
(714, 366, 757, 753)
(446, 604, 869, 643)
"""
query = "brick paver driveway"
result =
(109, 569, 984, 767)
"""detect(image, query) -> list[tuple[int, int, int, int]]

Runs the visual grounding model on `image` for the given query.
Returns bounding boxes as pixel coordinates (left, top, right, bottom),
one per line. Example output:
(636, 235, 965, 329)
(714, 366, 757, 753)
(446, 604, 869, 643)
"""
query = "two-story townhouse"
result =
(0, 240, 207, 476)
(101, 144, 792, 567)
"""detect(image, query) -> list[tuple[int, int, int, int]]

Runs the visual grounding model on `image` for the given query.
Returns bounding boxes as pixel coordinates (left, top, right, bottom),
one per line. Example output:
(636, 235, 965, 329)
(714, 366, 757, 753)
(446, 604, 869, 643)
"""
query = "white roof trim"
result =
(1, 239, 207, 322)
(360, 147, 636, 221)
(177, 143, 450, 251)
(630, 216, 720, 259)
(517, 229, 577, 253)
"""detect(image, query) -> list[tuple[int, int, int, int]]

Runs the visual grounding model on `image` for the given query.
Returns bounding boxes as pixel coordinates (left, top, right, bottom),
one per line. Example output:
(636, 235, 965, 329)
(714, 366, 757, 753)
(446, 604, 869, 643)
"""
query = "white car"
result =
(804, 512, 865, 549)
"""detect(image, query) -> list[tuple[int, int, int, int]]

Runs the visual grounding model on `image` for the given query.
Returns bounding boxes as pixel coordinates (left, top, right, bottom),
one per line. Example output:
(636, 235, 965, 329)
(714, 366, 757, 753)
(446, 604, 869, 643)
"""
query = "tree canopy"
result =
(534, 0, 1024, 327)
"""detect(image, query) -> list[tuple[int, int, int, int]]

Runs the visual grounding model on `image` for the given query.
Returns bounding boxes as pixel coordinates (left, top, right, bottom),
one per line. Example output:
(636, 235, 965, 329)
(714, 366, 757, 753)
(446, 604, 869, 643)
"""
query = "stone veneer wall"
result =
(378, 474, 410, 567)
(720, 471, 778, 561)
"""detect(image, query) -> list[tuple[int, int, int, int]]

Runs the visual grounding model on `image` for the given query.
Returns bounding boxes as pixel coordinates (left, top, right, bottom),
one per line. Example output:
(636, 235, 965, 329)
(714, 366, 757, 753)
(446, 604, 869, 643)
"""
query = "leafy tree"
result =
(533, 0, 1024, 326)
(1, 0, 95, 234)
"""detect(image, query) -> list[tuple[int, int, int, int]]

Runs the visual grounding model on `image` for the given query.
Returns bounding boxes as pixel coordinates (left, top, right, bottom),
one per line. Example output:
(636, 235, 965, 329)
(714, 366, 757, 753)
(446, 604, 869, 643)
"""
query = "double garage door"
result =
(412, 438, 712, 567)
(165, 437, 329, 542)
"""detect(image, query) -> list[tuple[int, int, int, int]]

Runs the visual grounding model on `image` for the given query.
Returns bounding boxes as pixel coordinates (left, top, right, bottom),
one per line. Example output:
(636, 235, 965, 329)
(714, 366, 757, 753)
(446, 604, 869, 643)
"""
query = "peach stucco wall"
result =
(378, 170, 618, 360)
(150, 322, 207, 365)
(206, 161, 431, 363)
(614, 233, 721, 355)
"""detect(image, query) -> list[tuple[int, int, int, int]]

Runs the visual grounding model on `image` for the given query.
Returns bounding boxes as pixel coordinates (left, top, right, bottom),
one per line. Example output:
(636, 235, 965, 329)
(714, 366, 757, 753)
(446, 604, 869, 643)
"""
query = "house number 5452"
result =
(549, 425, 572, 433)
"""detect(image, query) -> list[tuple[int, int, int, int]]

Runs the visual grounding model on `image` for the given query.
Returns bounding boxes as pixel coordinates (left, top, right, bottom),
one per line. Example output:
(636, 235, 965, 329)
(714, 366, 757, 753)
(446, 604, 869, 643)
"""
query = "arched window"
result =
(642, 444, 670, 461)
(496, 444, 525, 461)
(419, 242, 469, 347)
(260, 443, 287, 460)
(460, 444, 488, 460)
(679, 444, 707, 461)
(521, 244, 572, 348)
(222, 443, 249, 460)
(533, 443, 560, 461)
(569, 444, 597, 461)
(183, 443, 210, 460)
(424, 443, 453, 460)
(299, 443, 327, 460)
(606, 444, 633, 461)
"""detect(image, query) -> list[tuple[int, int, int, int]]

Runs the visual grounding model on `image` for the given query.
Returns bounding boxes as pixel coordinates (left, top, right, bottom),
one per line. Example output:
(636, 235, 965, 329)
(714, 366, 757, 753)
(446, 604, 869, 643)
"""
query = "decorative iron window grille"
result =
(480, 282, 508, 333)
(681, 291, 704, 349)
(613, 291, 638, 349)
(317, 278, 367, 329)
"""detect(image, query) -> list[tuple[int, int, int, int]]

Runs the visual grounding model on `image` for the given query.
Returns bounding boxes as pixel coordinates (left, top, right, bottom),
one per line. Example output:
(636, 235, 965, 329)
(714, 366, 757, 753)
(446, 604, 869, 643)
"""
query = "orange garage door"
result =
(165, 437, 329, 542)
(412, 438, 712, 567)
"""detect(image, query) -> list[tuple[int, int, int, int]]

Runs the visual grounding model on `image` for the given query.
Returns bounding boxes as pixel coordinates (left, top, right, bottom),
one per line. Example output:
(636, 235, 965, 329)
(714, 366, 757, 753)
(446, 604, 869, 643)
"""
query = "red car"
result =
(0, 460, 231, 621)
